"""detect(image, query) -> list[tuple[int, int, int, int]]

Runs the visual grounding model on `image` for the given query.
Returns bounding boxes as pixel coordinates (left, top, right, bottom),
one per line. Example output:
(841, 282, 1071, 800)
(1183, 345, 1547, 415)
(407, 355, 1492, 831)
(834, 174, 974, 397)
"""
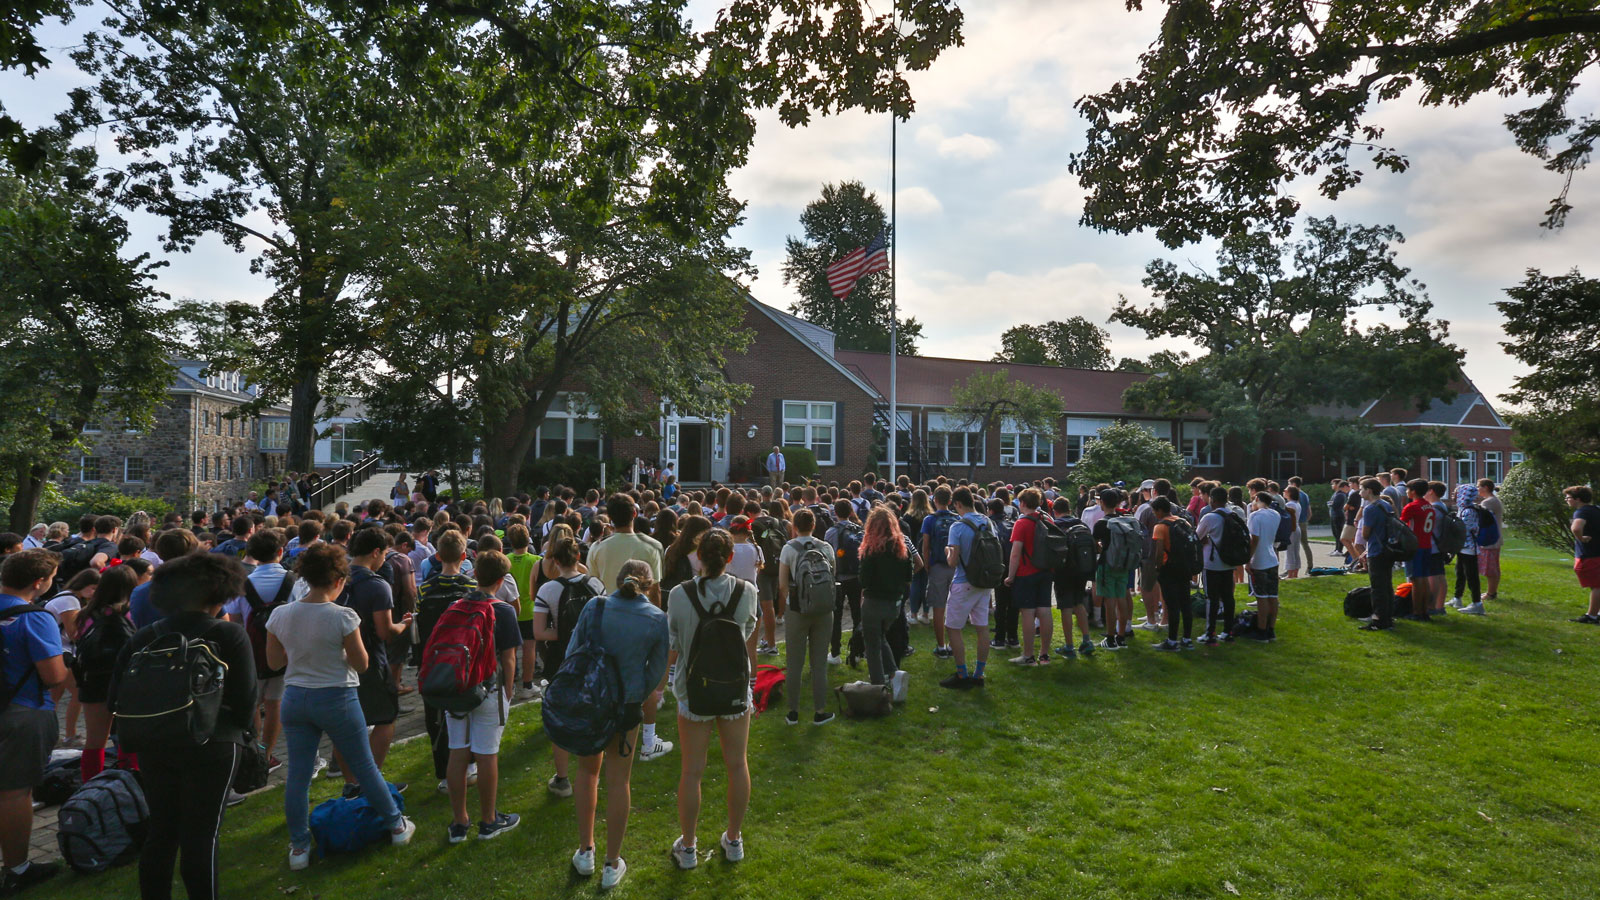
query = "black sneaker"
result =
(812, 711, 836, 726)
(902, 645, 917, 657)
(1574, 614, 1599, 625)
(1, 862, 59, 895)
(1117, 634, 1130, 649)
(785, 710, 800, 726)
(1253, 629, 1272, 642)
(1079, 638, 1095, 657)
(479, 811, 521, 840)
(1005, 639, 1021, 649)
(939, 673, 969, 690)
(392, 781, 408, 795)
(932, 646, 954, 659)
(341, 783, 362, 800)
(447, 822, 471, 844)
(1154, 638, 1180, 651)
(990, 639, 1006, 649)
(967, 674, 985, 688)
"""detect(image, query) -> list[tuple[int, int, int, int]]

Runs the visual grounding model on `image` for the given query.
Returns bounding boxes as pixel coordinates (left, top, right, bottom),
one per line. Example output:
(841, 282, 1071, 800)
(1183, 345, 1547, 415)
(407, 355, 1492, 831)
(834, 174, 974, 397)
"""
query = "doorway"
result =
(678, 423, 711, 483)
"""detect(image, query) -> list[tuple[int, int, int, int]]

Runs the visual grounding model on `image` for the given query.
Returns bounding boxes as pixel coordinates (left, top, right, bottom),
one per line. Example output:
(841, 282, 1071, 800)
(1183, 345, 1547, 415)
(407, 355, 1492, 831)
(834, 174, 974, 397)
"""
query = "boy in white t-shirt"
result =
(725, 517, 764, 584)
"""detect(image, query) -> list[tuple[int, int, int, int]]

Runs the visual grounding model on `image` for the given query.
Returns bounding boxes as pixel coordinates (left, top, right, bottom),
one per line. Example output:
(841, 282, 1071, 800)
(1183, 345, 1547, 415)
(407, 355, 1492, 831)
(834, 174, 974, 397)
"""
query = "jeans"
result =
(282, 685, 400, 851)
(859, 596, 900, 686)
(1160, 570, 1194, 640)
(831, 579, 863, 658)
(139, 741, 237, 900)
(1203, 569, 1235, 635)
(1368, 551, 1395, 627)
(908, 568, 929, 616)
(784, 607, 833, 715)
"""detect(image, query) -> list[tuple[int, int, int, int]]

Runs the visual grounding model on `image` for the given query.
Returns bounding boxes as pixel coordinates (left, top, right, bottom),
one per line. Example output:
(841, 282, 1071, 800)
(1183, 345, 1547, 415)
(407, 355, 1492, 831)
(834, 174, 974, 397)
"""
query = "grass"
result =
(34, 540, 1600, 900)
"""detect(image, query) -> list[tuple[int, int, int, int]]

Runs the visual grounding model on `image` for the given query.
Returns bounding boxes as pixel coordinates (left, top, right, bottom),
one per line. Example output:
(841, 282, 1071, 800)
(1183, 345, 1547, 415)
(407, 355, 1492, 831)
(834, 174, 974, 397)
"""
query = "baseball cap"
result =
(1139, 479, 1156, 490)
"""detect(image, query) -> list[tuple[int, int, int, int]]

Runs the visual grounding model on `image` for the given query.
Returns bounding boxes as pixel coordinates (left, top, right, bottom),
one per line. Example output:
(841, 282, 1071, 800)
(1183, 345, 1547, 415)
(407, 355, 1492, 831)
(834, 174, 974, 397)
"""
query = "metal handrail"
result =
(305, 453, 382, 511)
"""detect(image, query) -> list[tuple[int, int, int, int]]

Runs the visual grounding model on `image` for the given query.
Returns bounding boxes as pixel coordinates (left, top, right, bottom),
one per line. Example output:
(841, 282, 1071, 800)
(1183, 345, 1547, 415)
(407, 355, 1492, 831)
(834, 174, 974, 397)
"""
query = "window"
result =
(80, 456, 102, 483)
(999, 420, 1052, 466)
(782, 401, 836, 465)
(261, 421, 288, 451)
(326, 423, 369, 465)
(1134, 420, 1173, 440)
(123, 417, 138, 434)
(1181, 422, 1223, 468)
(1428, 457, 1449, 482)
(1456, 452, 1475, 486)
(82, 420, 101, 434)
(1510, 451, 1524, 468)
(925, 412, 983, 467)
(228, 417, 235, 437)
(203, 410, 211, 432)
(247, 457, 254, 478)
(124, 457, 147, 483)
(202, 457, 210, 481)
(1064, 418, 1115, 466)
(1273, 450, 1300, 483)
(1485, 451, 1503, 482)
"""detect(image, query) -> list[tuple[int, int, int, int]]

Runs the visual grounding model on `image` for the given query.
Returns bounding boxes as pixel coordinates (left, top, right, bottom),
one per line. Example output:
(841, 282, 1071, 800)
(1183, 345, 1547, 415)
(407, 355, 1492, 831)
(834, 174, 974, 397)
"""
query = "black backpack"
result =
(112, 620, 228, 752)
(680, 579, 749, 717)
(1266, 495, 1294, 552)
(1054, 517, 1098, 578)
(1164, 517, 1205, 577)
(0, 603, 52, 710)
(751, 516, 787, 575)
(834, 522, 864, 580)
(243, 574, 296, 680)
(1434, 507, 1467, 557)
(1026, 515, 1072, 572)
(1343, 586, 1374, 619)
(542, 601, 629, 757)
(808, 504, 836, 535)
(963, 516, 1008, 590)
(58, 769, 148, 873)
(542, 576, 600, 674)
(57, 538, 109, 585)
(1383, 504, 1419, 558)
(1216, 510, 1252, 568)
(70, 611, 136, 688)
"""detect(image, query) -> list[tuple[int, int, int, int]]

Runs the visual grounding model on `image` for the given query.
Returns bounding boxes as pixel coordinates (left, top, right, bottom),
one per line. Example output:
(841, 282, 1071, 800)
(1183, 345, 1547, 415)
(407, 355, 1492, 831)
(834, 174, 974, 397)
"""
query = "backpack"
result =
(308, 783, 406, 857)
(851, 497, 870, 520)
(790, 539, 835, 616)
(542, 600, 630, 757)
(1471, 504, 1501, 548)
(72, 612, 137, 686)
(752, 664, 785, 714)
(1344, 586, 1374, 619)
(243, 574, 296, 680)
(808, 504, 836, 535)
(963, 515, 1008, 590)
(926, 511, 957, 555)
(541, 576, 600, 675)
(1102, 516, 1144, 570)
(752, 516, 787, 575)
(417, 574, 475, 648)
(1434, 507, 1467, 557)
(833, 522, 864, 580)
(1164, 517, 1205, 577)
(680, 579, 750, 717)
(58, 769, 148, 873)
(0, 603, 52, 710)
(1383, 505, 1419, 558)
(1055, 517, 1099, 578)
(113, 620, 228, 752)
(417, 595, 499, 713)
(233, 739, 270, 794)
(1266, 494, 1294, 552)
(1216, 510, 1252, 568)
(57, 538, 109, 586)
(1025, 515, 1071, 573)
(34, 756, 84, 807)
(835, 680, 892, 718)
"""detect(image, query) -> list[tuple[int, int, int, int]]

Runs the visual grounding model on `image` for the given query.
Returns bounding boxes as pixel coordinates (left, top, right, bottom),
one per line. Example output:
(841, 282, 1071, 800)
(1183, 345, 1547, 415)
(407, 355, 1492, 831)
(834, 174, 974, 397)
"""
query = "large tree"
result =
(1072, 1, 1600, 245)
(993, 317, 1113, 369)
(945, 370, 1062, 482)
(783, 180, 922, 355)
(1497, 268, 1600, 483)
(0, 148, 174, 531)
(1113, 217, 1463, 470)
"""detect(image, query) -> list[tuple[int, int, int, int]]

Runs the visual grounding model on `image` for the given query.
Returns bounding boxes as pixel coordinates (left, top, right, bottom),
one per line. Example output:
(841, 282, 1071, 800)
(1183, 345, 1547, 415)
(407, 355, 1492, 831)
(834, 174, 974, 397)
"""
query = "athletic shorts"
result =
(0, 707, 56, 790)
(1139, 560, 1160, 595)
(926, 563, 955, 610)
(518, 619, 535, 641)
(356, 668, 400, 726)
(446, 689, 508, 755)
(1053, 571, 1088, 610)
(1479, 546, 1501, 578)
(1094, 565, 1129, 599)
(1249, 566, 1280, 600)
(1407, 549, 1432, 580)
(259, 674, 285, 702)
(945, 581, 991, 628)
(1429, 553, 1447, 577)
(1577, 556, 1600, 590)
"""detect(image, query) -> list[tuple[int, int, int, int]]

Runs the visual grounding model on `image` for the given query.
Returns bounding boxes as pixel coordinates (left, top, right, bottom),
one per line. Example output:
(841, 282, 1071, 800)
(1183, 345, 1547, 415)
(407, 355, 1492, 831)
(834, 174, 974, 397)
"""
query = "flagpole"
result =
(887, 1, 899, 488)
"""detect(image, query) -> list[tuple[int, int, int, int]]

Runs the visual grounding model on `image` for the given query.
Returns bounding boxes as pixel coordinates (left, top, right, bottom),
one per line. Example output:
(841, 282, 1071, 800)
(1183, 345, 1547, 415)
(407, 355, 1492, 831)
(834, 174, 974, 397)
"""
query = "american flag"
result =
(825, 230, 890, 300)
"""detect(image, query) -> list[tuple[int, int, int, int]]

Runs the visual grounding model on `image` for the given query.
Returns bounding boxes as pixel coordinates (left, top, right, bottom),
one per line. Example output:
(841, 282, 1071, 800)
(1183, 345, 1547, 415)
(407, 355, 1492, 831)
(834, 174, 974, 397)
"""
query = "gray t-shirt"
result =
(266, 599, 362, 689)
(779, 535, 836, 577)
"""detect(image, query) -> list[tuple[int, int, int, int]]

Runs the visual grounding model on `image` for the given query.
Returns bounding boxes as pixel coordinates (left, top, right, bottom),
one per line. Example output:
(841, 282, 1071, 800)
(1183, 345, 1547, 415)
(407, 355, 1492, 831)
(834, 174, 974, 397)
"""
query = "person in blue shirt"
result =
(918, 486, 958, 658)
(940, 488, 992, 690)
(130, 528, 204, 630)
(1357, 478, 1395, 631)
(0, 549, 70, 894)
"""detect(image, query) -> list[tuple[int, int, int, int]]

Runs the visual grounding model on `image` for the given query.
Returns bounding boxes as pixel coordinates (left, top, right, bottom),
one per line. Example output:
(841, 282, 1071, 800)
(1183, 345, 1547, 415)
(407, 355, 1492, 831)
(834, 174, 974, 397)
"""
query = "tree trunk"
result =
(287, 366, 322, 473)
(6, 462, 47, 535)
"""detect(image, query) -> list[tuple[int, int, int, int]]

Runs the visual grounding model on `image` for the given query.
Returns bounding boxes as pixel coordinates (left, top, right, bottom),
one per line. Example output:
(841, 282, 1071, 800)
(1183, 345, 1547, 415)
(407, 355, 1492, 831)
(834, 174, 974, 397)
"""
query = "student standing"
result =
(1567, 486, 1600, 623)
(1399, 480, 1437, 621)
(339, 528, 410, 795)
(824, 500, 865, 665)
(534, 538, 606, 798)
(109, 553, 257, 900)
(1194, 486, 1239, 641)
(1449, 483, 1484, 615)
(1245, 492, 1281, 642)
(1356, 478, 1397, 631)
(919, 487, 958, 645)
(584, 495, 671, 763)
(777, 510, 835, 726)
(504, 524, 543, 699)
(569, 561, 670, 890)
(857, 508, 914, 689)
(666, 531, 757, 870)
(74, 564, 139, 782)
(942, 489, 992, 688)
(1477, 479, 1506, 600)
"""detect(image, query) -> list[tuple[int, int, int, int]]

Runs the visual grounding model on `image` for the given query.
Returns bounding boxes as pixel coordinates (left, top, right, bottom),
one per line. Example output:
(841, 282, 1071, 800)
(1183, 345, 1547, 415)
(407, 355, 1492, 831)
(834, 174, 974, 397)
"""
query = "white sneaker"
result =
(827, 654, 841, 665)
(436, 779, 449, 794)
(547, 774, 573, 798)
(1445, 598, 1462, 609)
(1460, 601, 1486, 615)
(390, 816, 416, 846)
(600, 858, 627, 890)
(720, 831, 744, 862)
(226, 790, 248, 807)
(671, 836, 698, 870)
(310, 756, 328, 778)
(289, 846, 311, 871)
(638, 739, 674, 762)
(1137, 621, 1163, 632)
(572, 847, 596, 877)
(890, 670, 909, 703)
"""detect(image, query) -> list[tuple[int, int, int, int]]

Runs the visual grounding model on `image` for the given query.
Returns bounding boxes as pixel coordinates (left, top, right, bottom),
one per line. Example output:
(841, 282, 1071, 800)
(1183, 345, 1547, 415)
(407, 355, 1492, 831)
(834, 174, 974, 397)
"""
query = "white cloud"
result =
(895, 186, 943, 216)
(916, 126, 1000, 161)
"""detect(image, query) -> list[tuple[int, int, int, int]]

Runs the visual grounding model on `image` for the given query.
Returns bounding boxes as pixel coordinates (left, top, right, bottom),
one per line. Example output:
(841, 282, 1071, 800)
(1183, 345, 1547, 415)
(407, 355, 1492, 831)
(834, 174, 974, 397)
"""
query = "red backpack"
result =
(418, 594, 499, 713)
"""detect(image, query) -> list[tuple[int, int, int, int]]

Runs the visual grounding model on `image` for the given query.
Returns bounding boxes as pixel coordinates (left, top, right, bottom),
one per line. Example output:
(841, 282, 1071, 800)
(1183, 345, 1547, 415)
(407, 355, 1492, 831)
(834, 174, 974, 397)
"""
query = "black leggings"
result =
(1454, 553, 1481, 603)
(139, 741, 239, 900)
(993, 581, 1018, 644)
(1203, 569, 1236, 635)
(1160, 570, 1194, 640)
(1368, 551, 1395, 627)
(424, 702, 450, 780)
(832, 579, 863, 658)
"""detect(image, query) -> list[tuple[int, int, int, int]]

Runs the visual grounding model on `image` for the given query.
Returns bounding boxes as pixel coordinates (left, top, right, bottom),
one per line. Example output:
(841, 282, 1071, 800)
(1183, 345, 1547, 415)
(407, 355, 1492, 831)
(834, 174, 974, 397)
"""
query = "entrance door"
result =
(679, 423, 710, 483)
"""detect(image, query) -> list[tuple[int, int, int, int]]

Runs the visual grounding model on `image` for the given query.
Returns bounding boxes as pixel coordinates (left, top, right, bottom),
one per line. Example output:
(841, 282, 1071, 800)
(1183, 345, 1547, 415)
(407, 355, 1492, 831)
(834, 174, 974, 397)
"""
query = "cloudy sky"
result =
(8, 0, 1598, 408)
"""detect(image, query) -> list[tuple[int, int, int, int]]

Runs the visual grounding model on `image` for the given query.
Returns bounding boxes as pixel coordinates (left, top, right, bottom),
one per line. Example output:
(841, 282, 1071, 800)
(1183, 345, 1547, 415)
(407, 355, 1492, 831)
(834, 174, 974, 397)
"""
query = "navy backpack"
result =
(542, 600, 630, 757)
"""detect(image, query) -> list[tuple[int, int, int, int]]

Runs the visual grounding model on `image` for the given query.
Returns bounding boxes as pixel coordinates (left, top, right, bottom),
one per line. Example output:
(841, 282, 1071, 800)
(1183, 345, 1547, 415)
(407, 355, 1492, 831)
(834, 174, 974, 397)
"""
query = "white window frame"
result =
(82, 420, 100, 434)
(202, 457, 210, 482)
(1510, 451, 1524, 468)
(1484, 451, 1504, 482)
(1274, 450, 1301, 482)
(1181, 422, 1223, 468)
(782, 400, 837, 466)
(1428, 457, 1449, 482)
(999, 421, 1052, 467)
(534, 393, 605, 460)
(80, 456, 102, 483)
(123, 457, 147, 484)
(1456, 452, 1475, 486)
(1064, 418, 1115, 467)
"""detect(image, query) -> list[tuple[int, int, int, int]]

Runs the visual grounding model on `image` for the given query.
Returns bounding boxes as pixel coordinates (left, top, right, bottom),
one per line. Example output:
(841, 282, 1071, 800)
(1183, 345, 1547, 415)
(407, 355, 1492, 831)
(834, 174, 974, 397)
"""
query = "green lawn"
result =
(35, 543, 1600, 900)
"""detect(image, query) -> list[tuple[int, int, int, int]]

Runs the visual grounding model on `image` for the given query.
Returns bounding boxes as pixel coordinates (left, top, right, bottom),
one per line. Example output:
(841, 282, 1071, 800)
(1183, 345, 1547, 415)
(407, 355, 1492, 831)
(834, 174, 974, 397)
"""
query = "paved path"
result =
(327, 472, 454, 511)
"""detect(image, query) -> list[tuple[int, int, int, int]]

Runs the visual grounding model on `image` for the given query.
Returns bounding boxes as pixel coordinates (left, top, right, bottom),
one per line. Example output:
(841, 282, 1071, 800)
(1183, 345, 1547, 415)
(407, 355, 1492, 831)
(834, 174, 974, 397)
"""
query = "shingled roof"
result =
(832, 350, 1169, 418)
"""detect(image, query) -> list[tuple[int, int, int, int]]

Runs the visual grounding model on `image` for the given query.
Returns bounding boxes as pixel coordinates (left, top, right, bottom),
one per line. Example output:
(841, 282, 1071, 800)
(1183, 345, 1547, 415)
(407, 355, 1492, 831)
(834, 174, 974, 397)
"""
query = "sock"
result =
(974, 661, 986, 677)
(955, 664, 967, 678)
(642, 723, 657, 748)
(81, 748, 105, 782)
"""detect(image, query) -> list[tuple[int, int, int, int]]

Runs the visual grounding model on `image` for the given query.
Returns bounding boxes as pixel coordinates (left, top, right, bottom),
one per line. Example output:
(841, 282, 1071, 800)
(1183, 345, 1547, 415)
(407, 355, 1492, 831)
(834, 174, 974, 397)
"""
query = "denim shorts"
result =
(1010, 571, 1053, 610)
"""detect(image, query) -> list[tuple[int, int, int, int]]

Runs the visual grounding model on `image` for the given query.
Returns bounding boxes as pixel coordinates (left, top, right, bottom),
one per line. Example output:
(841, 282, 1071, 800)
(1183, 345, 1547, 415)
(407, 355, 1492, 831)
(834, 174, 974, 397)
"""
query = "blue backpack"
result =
(1471, 504, 1501, 548)
(542, 600, 629, 758)
(927, 510, 957, 557)
(309, 783, 405, 857)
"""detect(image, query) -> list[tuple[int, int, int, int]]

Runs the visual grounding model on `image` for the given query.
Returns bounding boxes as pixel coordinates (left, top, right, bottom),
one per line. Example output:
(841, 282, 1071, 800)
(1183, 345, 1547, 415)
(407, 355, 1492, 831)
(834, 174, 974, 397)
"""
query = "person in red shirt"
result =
(1399, 479, 1436, 620)
(1003, 489, 1054, 665)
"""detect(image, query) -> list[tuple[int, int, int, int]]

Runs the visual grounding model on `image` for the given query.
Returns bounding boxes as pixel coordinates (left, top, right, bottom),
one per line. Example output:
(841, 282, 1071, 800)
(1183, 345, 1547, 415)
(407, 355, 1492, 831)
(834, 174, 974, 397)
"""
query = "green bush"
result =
(754, 446, 818, 483)
(38, 484, 175, 524)
(1071, 423, 1185, 491)
(1501, 461, 1585, 554)
(517, 457, 628, 494)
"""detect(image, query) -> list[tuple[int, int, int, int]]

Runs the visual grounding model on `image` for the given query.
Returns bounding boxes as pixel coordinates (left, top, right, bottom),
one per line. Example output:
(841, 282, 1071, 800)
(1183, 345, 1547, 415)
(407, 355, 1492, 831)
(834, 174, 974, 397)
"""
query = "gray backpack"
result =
(58, 769, 148, 873)
(1103, 516, 1145, 570)
(790, 539, 834, 616)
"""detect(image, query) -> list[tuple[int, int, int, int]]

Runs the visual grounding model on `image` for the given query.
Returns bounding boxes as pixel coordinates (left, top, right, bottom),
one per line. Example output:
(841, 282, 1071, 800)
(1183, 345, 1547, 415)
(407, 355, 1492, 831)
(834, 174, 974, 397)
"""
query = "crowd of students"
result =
(0, 464, 1595, 897)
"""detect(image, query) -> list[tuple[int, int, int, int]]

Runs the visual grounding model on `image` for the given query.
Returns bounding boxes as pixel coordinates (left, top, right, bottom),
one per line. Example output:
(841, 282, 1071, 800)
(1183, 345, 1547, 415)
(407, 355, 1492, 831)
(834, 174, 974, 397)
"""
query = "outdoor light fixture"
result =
(747, 425, 758, 439)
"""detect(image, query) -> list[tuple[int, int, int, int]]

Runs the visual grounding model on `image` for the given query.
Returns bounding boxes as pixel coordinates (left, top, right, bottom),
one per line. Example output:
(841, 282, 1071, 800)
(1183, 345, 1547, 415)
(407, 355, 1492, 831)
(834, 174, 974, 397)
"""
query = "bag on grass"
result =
(58, 769, 148, 873)
(1308, 566, 1347, 577)
(34, 756, 83, 807)
(233, 739, 270, 794)
(309, 782, 405, 857)
(752, 664, 785, 714)
(835, 681, 892, 719)
(1343, 586, 1374, 619)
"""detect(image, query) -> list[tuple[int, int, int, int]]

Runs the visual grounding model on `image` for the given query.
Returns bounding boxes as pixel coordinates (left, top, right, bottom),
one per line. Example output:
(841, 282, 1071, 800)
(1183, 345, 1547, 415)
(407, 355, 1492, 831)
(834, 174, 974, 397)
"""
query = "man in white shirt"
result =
(765, 446, 786, 488)
(21, 525, 47, 550)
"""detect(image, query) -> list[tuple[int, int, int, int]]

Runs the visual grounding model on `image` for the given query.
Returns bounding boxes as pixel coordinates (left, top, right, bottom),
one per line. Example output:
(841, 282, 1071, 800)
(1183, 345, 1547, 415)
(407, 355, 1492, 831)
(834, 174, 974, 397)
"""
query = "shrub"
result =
(1071, 422, 1185, 491)
(754, 446, 819, 483)
(38, 484, 175, 524)
(1501, 461, 1585, 554)
(517, 457, 628, 494)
